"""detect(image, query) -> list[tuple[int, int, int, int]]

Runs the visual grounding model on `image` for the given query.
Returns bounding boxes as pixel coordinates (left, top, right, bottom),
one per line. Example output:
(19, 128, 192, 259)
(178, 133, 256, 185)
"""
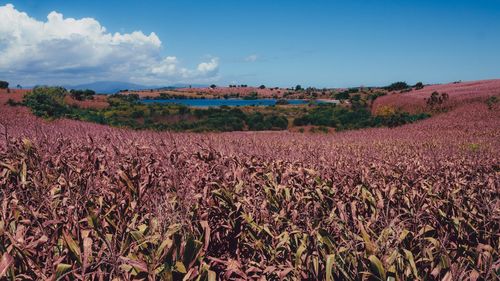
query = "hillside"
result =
(373, 79, 500, 114)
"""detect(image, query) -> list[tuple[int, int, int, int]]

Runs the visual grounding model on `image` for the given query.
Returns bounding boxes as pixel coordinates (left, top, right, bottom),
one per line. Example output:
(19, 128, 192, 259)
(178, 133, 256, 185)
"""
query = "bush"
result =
(486, 96, 498, 110)
(0, 80, 8, 89)
(246, 113, 288, 130)
(368, 92, 387, 102)
(334, 88, 358, 100)
(385, 81, 409, 92)
(334, 91, 350, 100)
(6, 98, 20, 106)
(426, 91, 449, 108)
(108, 94, 140, 106)
(373, 111, 430, 128)
(70, 89, 95, 101)
(23, 86, 69, 118)
(415, 82, 424, 90)
(259, 85, 266, 89)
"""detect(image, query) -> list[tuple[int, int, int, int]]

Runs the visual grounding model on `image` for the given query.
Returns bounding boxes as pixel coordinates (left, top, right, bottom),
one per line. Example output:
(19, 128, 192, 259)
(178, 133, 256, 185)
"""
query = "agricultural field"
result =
(0, 80, 499, 280)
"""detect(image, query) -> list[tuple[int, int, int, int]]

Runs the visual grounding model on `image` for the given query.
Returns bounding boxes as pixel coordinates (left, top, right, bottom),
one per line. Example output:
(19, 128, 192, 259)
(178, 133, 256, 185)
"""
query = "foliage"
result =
(294, 104, 428, 130)
(0, 80, 8, 89)
(23, 86, 69, 118)
(5, 98, 21, 107)
(426, 91, 449, 109)
(0, 99, 498, 279)
(486, 96, 498, 110)
(107, 93, 140, 106)
(334, 88, 359, 100)
(415, 82, 424, 90)
(19, 87, 429, 132)
(69, 89, 95, 101)
(246, 112, 288, 130)
(373, 111, 430, 127)
(259, 85, 266, 89)
(384, 81, 410, 92)
(293, 104, 372, 130)
(368, 92, 387, 102)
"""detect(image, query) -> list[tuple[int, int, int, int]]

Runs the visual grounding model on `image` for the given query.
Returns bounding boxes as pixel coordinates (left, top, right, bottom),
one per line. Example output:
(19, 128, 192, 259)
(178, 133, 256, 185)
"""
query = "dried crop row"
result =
(0, 101, 499, 280)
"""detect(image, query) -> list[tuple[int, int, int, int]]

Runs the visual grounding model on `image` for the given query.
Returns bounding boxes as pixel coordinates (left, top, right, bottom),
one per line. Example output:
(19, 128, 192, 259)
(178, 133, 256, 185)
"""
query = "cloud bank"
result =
(0, 4, 219, 85)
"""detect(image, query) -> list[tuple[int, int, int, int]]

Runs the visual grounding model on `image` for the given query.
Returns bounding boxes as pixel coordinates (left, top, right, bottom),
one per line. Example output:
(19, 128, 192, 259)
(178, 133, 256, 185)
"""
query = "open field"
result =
(373, 79, 500, 114)
(0, 81, 499, 280)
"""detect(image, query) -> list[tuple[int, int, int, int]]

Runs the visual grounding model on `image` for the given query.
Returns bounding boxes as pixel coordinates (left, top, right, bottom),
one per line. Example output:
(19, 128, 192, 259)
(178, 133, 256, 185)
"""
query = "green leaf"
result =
(55, 263, 72, 279)
(183, 237, 202, 268)
(295, 236, 307, 268)
(174, 261, 187, 274)
(207, 270, 216, 281)
(63, 231, 82, 265)
(326, 254, 335, 281)
(368, 255, 386, 281)
(403, 249, 419, 279)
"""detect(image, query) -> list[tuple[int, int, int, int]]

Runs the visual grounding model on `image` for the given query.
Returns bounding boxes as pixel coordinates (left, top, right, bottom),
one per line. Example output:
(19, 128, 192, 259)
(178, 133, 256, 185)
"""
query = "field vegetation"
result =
(0, 80, 499, 279)
(0, 89, 499, 279)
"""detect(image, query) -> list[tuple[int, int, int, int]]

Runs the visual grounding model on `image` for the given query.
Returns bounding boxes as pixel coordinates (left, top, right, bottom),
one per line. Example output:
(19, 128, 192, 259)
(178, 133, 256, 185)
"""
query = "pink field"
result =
(0, 83, 499, 279)
(373, 79, 500, 113)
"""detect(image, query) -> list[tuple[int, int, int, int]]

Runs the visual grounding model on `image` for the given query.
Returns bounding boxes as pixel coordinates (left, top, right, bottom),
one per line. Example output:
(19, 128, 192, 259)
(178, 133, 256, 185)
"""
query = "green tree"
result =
(0, 80, 9, 89)
(23, 86, 69, 118)
(385, 81, 409, 91)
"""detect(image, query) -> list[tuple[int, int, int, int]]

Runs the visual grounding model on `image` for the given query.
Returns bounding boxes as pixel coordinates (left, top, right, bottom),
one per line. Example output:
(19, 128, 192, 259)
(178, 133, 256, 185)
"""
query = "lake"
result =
(141, 98, 313, 107)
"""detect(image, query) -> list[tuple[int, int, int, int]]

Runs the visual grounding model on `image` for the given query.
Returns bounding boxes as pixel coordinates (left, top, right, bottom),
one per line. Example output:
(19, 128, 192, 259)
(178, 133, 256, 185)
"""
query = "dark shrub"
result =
(0, 80, 9, 89)
(385, 81, 409, 92)
(70, 89, 95, 101)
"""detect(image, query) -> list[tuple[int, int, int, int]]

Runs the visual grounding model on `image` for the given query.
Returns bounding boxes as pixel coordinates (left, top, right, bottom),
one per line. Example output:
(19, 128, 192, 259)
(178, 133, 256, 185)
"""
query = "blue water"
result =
(142, 98, 311, 107)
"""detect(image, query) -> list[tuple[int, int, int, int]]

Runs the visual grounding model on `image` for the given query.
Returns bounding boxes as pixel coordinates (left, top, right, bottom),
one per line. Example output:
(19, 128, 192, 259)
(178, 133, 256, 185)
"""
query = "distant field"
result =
(373, 79, 500, 114)
(124, 86, 333, 100)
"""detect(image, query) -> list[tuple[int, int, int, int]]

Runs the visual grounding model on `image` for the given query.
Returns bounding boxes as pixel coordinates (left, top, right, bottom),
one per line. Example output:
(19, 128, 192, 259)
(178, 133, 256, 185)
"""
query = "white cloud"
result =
(197, 58, 219, 74)
(245, 54, 258, 62)
(0, 4, 219, 85)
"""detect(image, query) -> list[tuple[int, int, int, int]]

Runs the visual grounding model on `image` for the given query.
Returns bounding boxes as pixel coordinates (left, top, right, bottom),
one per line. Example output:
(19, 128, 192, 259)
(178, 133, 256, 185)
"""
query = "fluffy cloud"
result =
(0, 4, 219, 85)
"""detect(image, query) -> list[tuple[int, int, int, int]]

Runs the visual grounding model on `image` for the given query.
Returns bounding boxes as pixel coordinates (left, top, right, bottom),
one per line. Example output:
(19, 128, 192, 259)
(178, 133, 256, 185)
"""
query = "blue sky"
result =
(1, 0, 500, 87)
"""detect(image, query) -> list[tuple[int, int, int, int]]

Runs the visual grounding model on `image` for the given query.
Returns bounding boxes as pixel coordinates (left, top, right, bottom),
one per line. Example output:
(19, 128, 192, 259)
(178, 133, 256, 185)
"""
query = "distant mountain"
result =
(66, 81, 152, 94)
